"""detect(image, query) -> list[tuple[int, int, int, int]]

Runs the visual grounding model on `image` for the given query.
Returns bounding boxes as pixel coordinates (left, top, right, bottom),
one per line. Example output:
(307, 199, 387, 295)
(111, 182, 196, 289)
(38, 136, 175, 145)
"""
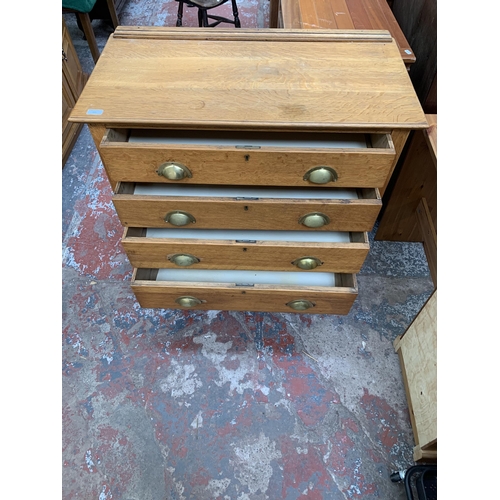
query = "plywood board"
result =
(395, 291, 437, 450)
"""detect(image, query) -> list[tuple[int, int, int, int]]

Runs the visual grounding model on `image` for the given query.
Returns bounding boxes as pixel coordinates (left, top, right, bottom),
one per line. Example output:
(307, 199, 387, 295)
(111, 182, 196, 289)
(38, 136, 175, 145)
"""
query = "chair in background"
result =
(63, 0, 121, 63)
(175, 0, 241, 28)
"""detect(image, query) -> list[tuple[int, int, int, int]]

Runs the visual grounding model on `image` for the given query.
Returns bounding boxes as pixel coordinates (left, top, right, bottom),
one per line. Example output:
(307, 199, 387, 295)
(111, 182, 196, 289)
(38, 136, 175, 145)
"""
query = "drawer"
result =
(131, 268, 358, 315)
(122, 227, 369, 273)
(100, 129, 395, 188)
(113, 183, 382, 231)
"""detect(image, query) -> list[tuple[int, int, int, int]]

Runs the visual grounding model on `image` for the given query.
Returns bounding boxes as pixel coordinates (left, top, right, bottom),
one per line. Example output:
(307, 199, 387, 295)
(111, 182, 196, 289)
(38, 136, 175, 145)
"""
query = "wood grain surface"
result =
(424, 114, 437, 166)
(122, 228, 369, 272)
(131, 270, 358, 314)
(416, 198, 436, 287)
(279, 0, 415, 65)
(112, 185, 382, 231)
(99, 131, 395, 188)
(70, 28, 426, 130)
(376, 115, 437, 240)
(394, 290, 437, 460)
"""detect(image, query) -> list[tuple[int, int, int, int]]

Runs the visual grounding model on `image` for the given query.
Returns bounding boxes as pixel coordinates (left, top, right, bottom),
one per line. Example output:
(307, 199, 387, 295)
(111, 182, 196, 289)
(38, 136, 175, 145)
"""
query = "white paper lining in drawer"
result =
(155, 268, 336, 287)
(128, 130, 368, 149)
(133, 184, 358, 200)
(145, 228, 351, 243)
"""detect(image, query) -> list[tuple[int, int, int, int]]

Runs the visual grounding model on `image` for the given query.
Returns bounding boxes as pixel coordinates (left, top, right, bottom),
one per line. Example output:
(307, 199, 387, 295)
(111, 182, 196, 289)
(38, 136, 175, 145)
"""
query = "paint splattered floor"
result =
(62, 2, 434, 498)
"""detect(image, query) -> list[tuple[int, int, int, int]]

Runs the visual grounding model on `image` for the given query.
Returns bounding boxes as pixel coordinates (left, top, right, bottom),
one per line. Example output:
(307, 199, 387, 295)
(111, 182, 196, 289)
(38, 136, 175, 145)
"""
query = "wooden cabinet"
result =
(376, 115, 437, 286)
(68, 27, 426, 314)
(391, 0, 437, 113)
(62, 18, 88, 166)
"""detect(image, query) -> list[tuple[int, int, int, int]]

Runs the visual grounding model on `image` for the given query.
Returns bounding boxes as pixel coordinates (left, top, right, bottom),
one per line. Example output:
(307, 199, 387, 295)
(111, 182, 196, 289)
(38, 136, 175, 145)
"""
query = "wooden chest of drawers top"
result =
(69, 27, 427, 131)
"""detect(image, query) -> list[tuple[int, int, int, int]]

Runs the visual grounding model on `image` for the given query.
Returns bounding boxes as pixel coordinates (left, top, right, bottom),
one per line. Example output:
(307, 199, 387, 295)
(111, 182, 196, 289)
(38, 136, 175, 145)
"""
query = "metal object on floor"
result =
(175, 0, 241, 27)
(391, 465, 437, 500)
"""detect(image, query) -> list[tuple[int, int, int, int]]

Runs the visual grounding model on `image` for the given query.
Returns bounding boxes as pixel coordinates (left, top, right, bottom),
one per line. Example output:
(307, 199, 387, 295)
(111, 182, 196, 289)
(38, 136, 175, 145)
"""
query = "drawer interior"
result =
(118, 182, 380, 202)
(105, 128, 393, 151)
(127, 227, 367, 244)
(122, 183, 362, 200)
(135, 268, 356, 288)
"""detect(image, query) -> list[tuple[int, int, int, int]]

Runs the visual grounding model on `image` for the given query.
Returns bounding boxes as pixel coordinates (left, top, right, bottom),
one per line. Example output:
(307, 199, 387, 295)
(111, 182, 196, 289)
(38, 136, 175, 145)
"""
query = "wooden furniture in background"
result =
(89, 0, 125, 27)
(63, 0, 100, 63)
(62, 18, 89, 166)
(63, 0, 123, 63)
(269, 0, 279, 28)
(175, 0, 241, 27)
(382, 113, 437, 460)
(376, 114, 437, 286)
(273, 0, 415, 67)
(69, 27, 426, 315)
(390, 0, 436, 113)
(394, 290, 437, 462)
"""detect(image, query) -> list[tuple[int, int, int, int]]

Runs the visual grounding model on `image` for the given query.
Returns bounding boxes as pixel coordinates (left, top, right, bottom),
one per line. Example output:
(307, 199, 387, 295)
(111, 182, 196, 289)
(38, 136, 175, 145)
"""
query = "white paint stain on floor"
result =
(231, 432, 282, 495)
(160, 359, 202, 398)
(194, 333, 270, 396)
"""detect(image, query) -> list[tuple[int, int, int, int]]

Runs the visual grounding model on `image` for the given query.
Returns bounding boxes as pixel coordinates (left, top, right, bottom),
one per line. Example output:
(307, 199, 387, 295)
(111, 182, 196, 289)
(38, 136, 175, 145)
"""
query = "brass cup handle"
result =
(292, 256, 323, 270)
(175, 296, 203, 308)
(286, 299, 315, 311)
(157, 162, 192, 180)
(303, 166, 338, 184)
(164, 211, 196, 226)
(168, 253, 200, 267)
(299, 212, 330, 228)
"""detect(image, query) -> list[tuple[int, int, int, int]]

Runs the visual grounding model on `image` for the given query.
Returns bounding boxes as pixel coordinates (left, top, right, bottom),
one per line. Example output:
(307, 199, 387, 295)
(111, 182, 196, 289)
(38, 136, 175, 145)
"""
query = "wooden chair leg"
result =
(78, 12, 100, 63)
(269, 0, 279, 27)
(105, 0, 120, 29)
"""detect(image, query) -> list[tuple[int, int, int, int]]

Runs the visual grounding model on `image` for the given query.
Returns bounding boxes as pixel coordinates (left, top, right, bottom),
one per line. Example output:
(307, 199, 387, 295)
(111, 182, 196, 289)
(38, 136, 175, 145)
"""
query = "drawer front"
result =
(131, 269, 358, 315)
(122, 228, 369, 273)
(113, 185, 381, 231)
(100, 129, 395, 188)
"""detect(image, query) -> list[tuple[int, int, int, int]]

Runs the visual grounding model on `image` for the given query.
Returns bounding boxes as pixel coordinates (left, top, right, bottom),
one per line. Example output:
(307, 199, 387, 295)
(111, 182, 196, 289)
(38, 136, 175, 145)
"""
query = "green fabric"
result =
(62, 0, 97, 13)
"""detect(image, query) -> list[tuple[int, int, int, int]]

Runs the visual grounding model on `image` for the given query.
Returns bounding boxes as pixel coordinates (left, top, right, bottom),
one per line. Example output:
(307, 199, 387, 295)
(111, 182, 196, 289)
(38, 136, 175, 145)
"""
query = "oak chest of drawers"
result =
(69, 27, 426, 315)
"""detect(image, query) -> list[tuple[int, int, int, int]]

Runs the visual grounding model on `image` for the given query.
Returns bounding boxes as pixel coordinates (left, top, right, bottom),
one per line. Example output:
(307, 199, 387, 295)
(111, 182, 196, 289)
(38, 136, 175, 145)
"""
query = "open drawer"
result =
(113, 183, 382, 231)
(100, 128, 395, 188)
(131, 268, 358, 314)
(122, 227, 370, 273)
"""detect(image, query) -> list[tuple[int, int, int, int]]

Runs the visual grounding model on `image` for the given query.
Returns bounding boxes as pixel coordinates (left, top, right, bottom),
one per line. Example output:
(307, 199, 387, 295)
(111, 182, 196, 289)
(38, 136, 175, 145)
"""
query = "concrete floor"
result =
(62, 2, 434, 498)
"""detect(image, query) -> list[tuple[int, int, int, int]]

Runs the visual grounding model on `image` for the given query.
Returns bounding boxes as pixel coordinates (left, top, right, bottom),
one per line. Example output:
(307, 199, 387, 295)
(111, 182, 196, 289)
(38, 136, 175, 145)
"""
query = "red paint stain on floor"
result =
(188, 467, 211, 489)
(327, 427, 378, 497)
(279, 436, 334, 498)
(360, 388, 400, 453)
(328, 428, 355, 476)
(274, 357, 340, 426)
(65, 175, 128, 279)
